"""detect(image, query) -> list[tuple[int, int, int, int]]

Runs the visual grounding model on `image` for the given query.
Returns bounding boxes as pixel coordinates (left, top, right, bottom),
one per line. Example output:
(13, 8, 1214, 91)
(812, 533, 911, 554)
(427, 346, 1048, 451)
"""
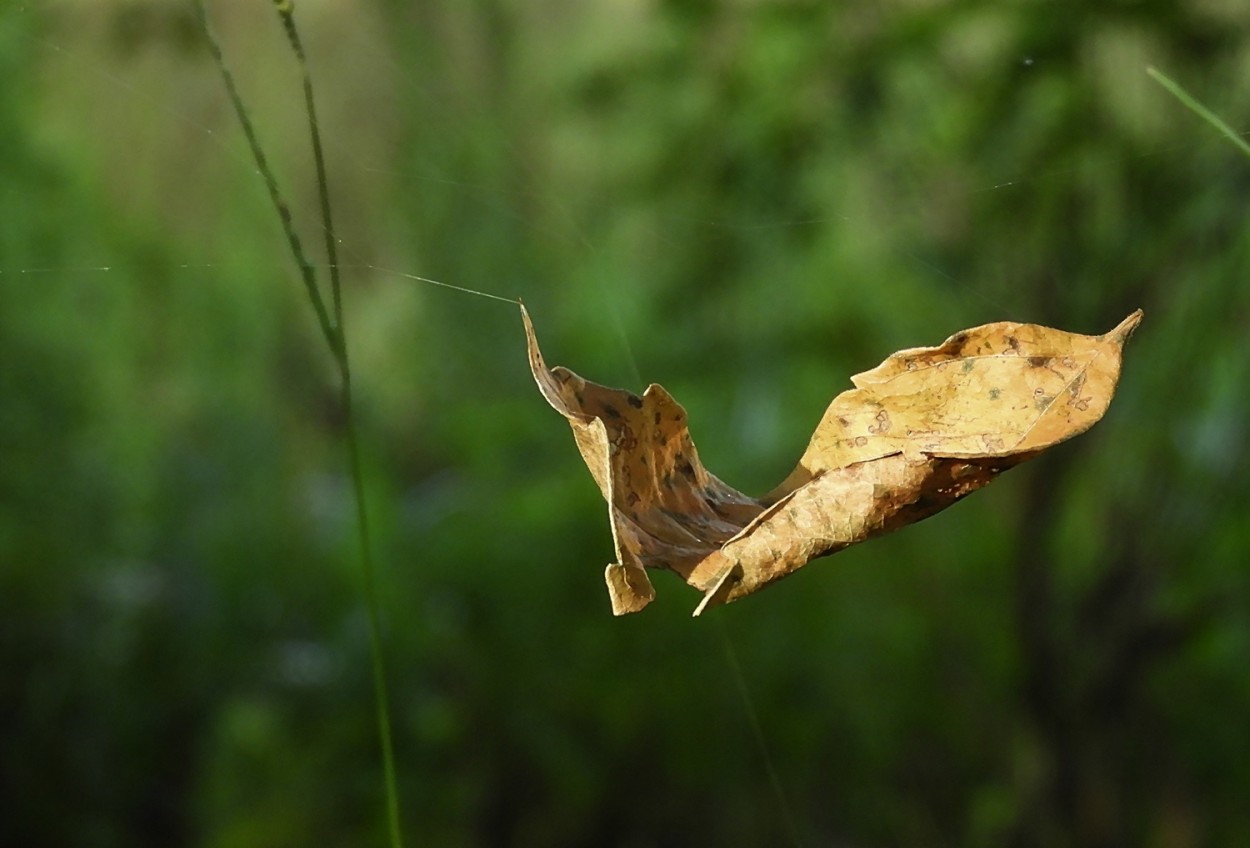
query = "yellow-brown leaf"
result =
(524, 305, 1141, 616)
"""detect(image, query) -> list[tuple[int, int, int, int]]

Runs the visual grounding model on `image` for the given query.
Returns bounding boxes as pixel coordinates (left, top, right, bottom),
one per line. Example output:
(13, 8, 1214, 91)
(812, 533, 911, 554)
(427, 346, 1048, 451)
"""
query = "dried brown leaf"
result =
(524, 305, 1142, 616)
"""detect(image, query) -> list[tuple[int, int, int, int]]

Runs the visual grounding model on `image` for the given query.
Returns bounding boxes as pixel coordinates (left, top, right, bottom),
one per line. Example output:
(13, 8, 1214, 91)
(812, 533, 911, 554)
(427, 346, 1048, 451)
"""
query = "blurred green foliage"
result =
(3, 1, 1249, 846)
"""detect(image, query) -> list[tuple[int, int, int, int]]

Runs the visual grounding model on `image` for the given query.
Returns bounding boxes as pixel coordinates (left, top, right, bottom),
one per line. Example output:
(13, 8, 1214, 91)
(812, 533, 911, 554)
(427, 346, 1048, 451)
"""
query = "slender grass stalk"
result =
(189, 1, 336, 352)
(1147, 67, 1250, 159)
(272, 3, 347, 334)
(192, 3, 404, 846)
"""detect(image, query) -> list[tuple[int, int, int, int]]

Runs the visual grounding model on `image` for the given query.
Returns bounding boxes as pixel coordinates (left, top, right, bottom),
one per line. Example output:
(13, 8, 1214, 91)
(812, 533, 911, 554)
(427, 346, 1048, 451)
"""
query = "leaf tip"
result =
(691, 562, 743, 617)
(606, 562, 655, 615)
(1110, 309, 1144, 344)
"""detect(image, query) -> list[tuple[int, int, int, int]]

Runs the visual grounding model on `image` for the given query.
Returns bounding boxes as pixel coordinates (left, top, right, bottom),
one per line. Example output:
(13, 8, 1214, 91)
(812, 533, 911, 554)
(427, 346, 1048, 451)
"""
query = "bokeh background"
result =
(3, 1, 1249, 846)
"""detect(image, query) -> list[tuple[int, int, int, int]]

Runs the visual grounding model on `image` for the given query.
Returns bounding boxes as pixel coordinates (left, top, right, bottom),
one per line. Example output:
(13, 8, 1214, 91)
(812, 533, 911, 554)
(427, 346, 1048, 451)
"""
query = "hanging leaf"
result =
(524, 305, 1142, 616)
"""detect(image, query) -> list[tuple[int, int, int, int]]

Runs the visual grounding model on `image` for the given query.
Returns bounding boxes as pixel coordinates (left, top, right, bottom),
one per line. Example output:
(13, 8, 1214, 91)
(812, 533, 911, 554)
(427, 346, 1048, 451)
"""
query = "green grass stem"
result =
(192, 3, 405, 845)
(1147, 67, 1250, 159)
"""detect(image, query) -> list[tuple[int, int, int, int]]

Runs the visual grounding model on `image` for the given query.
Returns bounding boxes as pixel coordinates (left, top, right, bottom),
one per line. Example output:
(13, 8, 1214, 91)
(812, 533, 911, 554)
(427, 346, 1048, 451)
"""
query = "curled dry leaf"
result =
(523, 305, 1142, 616)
